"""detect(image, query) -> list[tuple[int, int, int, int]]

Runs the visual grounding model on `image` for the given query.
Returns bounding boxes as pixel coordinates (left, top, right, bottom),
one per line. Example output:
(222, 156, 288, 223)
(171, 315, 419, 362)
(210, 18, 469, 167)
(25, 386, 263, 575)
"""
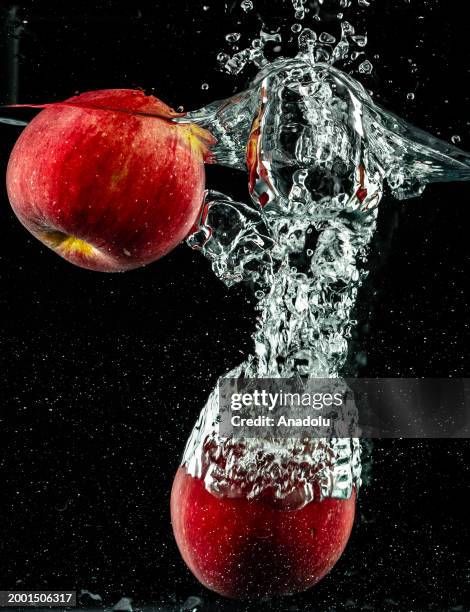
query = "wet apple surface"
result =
(171, 466, 356, 600)
(6, 89, 211, 272)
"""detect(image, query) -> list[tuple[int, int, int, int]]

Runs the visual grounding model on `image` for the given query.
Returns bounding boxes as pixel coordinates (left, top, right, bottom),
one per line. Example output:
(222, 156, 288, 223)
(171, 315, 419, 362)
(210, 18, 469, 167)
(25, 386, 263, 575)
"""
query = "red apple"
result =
(171, 466, 356, 600)
(6, 89, 212, 272)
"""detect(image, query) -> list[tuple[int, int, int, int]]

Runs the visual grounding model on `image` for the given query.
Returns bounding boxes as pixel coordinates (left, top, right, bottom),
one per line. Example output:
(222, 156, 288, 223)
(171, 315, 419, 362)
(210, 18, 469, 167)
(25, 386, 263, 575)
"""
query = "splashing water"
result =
(178, 22, 470, 506)
(2, 3, 469, 507)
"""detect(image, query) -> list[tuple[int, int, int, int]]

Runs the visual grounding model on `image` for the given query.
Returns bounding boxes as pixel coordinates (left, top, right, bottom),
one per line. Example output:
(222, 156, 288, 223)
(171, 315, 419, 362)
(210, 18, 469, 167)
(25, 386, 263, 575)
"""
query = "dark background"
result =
(0, 1, 469, 610)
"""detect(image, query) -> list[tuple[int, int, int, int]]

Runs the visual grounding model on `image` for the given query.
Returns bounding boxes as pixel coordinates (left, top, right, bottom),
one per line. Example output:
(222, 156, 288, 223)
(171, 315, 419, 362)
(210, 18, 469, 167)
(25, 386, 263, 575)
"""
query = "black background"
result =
(0, 1, 469, 610)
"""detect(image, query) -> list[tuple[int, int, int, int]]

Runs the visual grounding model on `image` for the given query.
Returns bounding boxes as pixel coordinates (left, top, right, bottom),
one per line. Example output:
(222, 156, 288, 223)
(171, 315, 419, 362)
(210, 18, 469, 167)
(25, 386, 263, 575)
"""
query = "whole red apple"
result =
(171, 466, 356, 600)
(6, 89, 211, 272)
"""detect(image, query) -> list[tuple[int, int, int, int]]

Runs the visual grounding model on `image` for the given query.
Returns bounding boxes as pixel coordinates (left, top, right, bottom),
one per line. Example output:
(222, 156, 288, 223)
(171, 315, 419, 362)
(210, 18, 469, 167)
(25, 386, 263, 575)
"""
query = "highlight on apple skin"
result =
(171, 466, 356, 600)
(6, 89, 212, 272)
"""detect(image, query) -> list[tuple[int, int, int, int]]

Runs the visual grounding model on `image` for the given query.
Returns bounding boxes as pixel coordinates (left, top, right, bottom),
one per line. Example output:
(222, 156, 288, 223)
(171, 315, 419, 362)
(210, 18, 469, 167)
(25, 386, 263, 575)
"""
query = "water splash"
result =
(180, 51, 470, 506)
(218, 0, 374, 77)
(2, 3, 469, 507)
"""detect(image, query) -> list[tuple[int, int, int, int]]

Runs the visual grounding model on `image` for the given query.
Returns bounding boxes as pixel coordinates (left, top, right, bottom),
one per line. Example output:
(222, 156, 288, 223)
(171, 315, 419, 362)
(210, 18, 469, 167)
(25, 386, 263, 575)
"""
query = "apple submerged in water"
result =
(6, 89, 211, 272)
(171, 467, 356, 600)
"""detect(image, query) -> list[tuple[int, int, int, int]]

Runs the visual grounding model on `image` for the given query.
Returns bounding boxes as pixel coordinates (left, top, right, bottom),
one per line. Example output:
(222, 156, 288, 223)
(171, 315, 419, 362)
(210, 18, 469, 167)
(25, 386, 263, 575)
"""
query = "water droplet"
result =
(358, 60, 373, 74)
(451, 135, 461, 144)
(201, 83, 209, 90)
(240, 0, 253, 11)
(225, 32, 241, 43)
(407, 93, 415, 101)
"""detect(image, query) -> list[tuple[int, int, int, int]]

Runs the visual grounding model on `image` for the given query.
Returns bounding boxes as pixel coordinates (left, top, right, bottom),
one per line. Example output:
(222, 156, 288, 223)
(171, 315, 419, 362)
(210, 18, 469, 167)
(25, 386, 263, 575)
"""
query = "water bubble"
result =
(306, 249, 314, 256)
(201, 83, 209, 90)
(407, 93, 415, 101)
(291, 23, 302, 33)
(240, 0, 253, 11)
(292, 0, 307, 20)
(451, 135, 462, 144)
(352, 34, 367, 47)
(260, 28, 282, 43)
(341, 21, 355, 35)
(298, 28, 317, 54)
(181, 597, 203, 612)
(225, 32, 241, 43)
(319, 32, 336, 45)
(358, 60, 373, 74)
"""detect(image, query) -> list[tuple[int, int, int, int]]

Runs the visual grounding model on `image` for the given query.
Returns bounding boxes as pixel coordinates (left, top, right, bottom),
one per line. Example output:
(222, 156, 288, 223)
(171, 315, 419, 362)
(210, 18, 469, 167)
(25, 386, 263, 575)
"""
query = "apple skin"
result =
(6, 89, 211, 272)
(171, 466, 356, 600)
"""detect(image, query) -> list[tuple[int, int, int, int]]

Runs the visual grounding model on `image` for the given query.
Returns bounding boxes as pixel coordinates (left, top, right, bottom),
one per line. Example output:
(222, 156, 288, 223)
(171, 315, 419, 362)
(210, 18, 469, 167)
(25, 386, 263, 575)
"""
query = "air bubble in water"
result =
(358, 59, 373, 74)
(291, 23, 302, 33)
(407, 93, 415, 100)
(452, 135, 461, 144)
(240, 0, 253, 11)
(298, 28, 317, 54)
(352, 34, 367, 47)
(358, 0, 370, 6)
(319, 32, 336, 44)
(226, 32, 241, 43)
(201, 83, 209, 90)
(260, 28, 282, 43)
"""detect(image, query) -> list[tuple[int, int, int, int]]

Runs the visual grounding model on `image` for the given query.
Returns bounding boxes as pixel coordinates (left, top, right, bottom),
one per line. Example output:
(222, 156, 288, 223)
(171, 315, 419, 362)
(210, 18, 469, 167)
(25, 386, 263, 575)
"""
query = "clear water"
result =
(180, 42, 470, 506)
